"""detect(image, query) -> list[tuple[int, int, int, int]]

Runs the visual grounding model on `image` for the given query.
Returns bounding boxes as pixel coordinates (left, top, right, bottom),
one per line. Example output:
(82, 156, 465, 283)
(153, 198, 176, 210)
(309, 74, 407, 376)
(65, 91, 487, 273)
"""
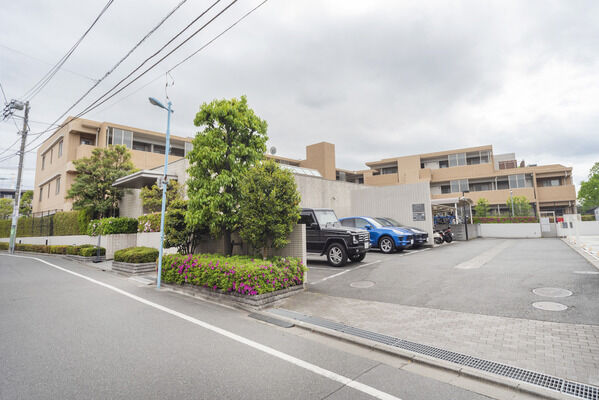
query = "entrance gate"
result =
(540, 211, 557, 238)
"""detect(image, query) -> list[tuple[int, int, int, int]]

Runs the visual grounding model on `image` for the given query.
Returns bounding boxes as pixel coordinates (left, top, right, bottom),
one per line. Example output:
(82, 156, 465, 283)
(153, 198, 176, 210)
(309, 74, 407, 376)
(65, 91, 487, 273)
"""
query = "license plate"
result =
(364, 242, 370, 249)
(410, 238, 414, 244)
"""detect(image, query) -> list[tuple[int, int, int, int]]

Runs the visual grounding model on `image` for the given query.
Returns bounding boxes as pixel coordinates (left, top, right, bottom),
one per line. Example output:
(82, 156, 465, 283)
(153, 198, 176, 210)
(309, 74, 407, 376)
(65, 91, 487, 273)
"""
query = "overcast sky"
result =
(1, 0, 598, 192)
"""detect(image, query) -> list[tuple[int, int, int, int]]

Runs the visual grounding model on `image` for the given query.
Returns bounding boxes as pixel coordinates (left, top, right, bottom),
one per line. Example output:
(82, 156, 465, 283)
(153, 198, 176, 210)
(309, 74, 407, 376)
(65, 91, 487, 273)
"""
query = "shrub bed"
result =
(161, 254, 305, 296)
(1, 243, 106, 257)
(138, 213, 161, 233)
(87, 217, 138, 235)
(0, 242, 8, 250)
(114, 247, 158, 263)
(473, 216, 539, 224)
(80, 246, 106, 257)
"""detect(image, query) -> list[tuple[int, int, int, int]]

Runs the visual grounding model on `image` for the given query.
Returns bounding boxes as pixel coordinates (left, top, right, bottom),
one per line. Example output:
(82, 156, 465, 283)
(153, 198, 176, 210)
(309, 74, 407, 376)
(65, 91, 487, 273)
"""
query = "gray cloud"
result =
(1, 0, 598, 192)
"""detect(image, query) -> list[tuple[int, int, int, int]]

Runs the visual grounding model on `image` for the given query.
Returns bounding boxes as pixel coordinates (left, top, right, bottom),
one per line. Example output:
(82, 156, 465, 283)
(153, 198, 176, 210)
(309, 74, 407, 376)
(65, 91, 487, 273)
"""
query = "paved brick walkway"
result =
(278, 292, 599, 386)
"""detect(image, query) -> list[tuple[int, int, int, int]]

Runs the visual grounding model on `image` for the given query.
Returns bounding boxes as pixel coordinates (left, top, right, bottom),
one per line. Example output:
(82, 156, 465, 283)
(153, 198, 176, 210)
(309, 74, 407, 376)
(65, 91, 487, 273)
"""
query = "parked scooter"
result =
(433, 227, 453, 244)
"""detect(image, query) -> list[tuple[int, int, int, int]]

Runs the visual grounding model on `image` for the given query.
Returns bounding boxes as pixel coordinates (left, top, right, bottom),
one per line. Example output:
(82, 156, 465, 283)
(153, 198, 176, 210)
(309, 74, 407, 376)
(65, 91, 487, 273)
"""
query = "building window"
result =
(50, 148, 53, 164)
(58, 140, 63, 157)
(81, 137, 93, 145)
(42, 155, 45, 170)
(107, 127, 132, 149)
(508, 174, 527, 189)
(448, 153, 466, 167)
(185, 142, 193, 156)
(412, 204, 425, 221)
(381, 166, 398, 175)
(55, 177, 60, 195)
(47, 183, 50, 198)
(450, 179, 469, 193)
(540, 178, 561, 187)
(441, 185, 451, 194)
(39, 186, 43, 201)
(132, 141, 152, 152)
(170, 147, 184, 157)
(153, 144, 165, 154)
(439, 160, 449, 168)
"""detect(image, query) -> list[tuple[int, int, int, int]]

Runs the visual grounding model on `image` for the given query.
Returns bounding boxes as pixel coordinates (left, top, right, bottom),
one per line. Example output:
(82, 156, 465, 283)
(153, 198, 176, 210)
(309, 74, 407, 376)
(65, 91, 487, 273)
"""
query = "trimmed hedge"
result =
(114, 246, 158, 263)
(54, 212, 81, 236)
(87, 217, 138, 236)
(80, 246, 106, 257)
(161, 254, 305, 295)
(138, 213, 161, 233)
(0, 242, 105, 256)
(473, 216, 539, 224)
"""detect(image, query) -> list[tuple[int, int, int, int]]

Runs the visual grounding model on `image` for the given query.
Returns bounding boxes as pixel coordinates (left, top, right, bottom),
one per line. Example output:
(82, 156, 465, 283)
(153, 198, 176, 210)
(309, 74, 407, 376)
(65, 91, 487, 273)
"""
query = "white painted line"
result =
(1, 254, 401, 400)
(398, 248, 431, 257)
(454, 240, 511, 269)
(310, 260, 381, 285)
(307, 266, 336, 271)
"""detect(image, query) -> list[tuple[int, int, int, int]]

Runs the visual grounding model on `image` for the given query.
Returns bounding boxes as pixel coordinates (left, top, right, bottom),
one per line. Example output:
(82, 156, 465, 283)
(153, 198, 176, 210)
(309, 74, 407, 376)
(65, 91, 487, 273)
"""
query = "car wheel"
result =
(378, 236, 396, 254)
(350, 253, 366, 262)
(326, 243, 347, 267)
(434, 237, 443, 245)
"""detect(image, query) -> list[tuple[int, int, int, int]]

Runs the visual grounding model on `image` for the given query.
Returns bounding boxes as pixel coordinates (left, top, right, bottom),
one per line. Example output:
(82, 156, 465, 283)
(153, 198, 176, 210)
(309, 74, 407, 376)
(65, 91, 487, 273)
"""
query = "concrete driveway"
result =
(306, 238, 599, 324)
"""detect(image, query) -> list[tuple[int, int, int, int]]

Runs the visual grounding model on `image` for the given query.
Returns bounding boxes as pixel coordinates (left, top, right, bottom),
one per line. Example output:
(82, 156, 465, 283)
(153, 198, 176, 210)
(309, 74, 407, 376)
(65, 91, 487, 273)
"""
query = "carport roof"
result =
(112, 170, 178, 189)
(431, 197, 473, 205)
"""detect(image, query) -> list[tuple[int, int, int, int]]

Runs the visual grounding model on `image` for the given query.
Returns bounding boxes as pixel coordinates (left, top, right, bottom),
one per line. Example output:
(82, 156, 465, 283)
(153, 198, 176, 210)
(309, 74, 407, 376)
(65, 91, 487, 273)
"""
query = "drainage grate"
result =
(270, 308, 598, 400)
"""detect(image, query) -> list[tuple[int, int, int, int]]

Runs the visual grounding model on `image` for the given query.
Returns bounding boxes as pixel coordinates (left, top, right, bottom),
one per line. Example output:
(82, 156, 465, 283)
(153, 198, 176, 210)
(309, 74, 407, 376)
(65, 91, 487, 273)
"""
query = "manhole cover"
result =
(574, 270, 599, 275)
(350, 281, 375, 288)
(532, 302, 568, 311)
(532, 287, 572, 298)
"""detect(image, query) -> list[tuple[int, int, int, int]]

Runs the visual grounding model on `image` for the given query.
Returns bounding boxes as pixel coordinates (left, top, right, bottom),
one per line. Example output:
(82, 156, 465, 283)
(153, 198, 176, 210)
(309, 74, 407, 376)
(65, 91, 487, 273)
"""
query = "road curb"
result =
(266, 312, 582, 400)
(561, 238, 599, 270)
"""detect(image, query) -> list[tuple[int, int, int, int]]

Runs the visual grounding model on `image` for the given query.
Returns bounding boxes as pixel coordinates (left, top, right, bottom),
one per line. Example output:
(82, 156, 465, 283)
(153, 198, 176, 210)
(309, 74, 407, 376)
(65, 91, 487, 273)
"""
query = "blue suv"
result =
(339, 216, 413, 254)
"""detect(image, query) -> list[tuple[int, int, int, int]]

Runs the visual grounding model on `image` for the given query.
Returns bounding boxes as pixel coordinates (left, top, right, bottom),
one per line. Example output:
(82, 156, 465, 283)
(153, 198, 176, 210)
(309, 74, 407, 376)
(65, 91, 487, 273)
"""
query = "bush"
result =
(54, 212, 82, 236)
(15, 243, 49, 253)
(473, 216, 539, 224)
(87, 217, 138, 236)
(582, 214, 596, 221)
(114, 246, 159, 263)
(78, 208, 94, 233)
(138, 213, 161, 233)
(161, 254, 306, 295)
(79, 246, 106, 257)
(48, 245, 72, 254)
(0, 241, 8, 250)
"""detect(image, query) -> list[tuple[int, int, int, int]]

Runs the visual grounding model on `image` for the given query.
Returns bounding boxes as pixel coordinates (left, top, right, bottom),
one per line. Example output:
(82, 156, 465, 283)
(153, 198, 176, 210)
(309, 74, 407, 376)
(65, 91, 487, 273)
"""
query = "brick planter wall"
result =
(112, 261, 156, 275)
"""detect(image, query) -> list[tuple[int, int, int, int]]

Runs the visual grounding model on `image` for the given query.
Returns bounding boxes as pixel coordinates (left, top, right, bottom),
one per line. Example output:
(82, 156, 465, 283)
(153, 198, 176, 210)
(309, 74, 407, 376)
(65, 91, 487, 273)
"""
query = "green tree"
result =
(239, 160, 301, 258)
(164, 200, 206, 254)
(140, 180, 182, 213)
(186, 96, 268, 255)
(506, 196, 532, 216)
(578, 162, 599, 212)
(19, 190, 33, 216)
(66, 145, 135, 218)
(0, 198, 13, 219)
(474, 198, 490, 217)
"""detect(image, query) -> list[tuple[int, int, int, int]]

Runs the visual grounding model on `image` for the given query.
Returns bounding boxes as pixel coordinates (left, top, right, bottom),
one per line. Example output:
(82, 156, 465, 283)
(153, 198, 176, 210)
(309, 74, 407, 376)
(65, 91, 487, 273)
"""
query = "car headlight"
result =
(352, 235, 359, 244)
(392, 229, 405, 235)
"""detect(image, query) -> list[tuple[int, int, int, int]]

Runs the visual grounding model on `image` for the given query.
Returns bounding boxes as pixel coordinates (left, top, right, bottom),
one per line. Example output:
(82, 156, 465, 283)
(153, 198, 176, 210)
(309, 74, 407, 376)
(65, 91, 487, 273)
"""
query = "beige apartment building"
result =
(33, 117, 192, 213)
(268, 142, 576, 216)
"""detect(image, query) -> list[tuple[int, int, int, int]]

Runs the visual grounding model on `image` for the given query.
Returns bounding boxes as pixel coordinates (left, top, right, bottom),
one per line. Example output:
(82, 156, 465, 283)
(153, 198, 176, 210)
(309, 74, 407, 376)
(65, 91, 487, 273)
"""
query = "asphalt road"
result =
(0, 254, 493, 400)
(306, 238, 599, 324)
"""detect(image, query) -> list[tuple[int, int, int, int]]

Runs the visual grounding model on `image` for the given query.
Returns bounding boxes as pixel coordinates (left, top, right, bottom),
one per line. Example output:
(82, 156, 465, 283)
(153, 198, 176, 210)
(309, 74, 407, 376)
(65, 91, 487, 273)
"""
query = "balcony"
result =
(430, 163, 496, 182)
(536, 185, 576, 202)
(364, 173, 399, 186)
(432, 187, 536, 205)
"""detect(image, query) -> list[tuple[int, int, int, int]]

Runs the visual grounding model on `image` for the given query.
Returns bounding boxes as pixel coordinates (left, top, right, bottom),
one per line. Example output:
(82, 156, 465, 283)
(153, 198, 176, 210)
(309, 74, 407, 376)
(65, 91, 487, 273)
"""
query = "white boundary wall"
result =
(478, 223, 541, 238)
(558, 214, 599, 237)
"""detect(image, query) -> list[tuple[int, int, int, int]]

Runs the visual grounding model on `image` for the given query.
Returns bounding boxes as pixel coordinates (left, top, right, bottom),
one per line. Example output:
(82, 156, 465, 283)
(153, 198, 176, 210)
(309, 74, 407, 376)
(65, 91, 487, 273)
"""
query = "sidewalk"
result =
(275, 291, 599, 386)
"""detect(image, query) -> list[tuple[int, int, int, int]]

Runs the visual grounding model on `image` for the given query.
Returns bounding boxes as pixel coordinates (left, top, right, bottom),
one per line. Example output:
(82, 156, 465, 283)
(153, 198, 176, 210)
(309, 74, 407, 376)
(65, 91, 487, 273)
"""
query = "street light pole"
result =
(149, 97, 173, 289)
(510, 189, 514, 217)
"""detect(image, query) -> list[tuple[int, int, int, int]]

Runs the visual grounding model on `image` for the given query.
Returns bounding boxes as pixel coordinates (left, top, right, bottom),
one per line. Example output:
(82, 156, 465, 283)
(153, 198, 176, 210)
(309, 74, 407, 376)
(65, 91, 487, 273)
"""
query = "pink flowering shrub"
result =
(161, 254, 306, 295)
(137, 213, 161, 233)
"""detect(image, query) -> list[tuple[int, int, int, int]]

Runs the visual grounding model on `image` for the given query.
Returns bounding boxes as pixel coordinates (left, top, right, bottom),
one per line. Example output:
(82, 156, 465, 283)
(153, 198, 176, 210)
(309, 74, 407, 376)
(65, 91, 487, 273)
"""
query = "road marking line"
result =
(1, 255, 400, 400)
(310, 260, 381, 285)
(307, 266, 336, 271)
(398, 248, 431, 257)
(454, 240, 512, 269)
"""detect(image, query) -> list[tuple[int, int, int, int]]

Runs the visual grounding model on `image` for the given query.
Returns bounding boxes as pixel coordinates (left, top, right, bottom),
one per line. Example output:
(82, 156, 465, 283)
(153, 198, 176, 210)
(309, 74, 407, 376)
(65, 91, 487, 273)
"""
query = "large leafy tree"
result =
(66, 145, 135, 218)
(239, 160, 301, 258)
(164, 200, 207, 255)
(140, 180, 182, 213)
(186, 96, 268, 255)
(578, 162, 599, 212)
(506, 195, 532, 216)
(0, 198, 13, 219)
(19, 190, 33, 216)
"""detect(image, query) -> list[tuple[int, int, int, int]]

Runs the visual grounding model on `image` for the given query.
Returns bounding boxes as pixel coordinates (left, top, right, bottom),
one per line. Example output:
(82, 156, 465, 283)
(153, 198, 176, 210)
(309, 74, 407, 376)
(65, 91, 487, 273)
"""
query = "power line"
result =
(0, 137, 21, 157)
(95, 0, 269, 115)
(20, 0, 115, 101)
(25, 0, 235, 152)
(0, 44, 97, 82)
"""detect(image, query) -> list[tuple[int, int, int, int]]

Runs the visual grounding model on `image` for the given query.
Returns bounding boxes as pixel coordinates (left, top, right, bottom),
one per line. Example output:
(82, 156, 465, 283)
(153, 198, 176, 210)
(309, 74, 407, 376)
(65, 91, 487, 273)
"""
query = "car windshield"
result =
(376, 217, 400, 227)
(364, 217, 383, 228)
(314, 210, 341, 228)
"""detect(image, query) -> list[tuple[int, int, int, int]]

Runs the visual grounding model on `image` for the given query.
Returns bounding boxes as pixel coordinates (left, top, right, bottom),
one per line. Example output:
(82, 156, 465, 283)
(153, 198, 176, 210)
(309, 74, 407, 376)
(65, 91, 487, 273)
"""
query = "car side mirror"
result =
(310, 222, 319, 229)
(365, 225, 373, 230)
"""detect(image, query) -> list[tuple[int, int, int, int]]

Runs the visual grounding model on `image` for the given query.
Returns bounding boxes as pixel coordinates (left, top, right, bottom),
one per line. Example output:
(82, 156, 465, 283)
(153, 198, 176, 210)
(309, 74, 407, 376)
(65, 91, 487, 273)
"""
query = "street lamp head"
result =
(149, 97, 167, 110)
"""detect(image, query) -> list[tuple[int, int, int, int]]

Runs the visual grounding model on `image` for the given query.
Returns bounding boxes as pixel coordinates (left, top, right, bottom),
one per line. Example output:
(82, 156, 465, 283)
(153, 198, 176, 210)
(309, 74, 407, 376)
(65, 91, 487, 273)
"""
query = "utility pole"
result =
(9, 101, 30, 254)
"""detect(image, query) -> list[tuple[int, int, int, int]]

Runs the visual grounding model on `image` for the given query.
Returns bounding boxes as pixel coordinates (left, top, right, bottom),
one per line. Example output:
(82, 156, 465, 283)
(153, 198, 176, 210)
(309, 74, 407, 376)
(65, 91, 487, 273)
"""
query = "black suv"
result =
(299, 208, 370, 267)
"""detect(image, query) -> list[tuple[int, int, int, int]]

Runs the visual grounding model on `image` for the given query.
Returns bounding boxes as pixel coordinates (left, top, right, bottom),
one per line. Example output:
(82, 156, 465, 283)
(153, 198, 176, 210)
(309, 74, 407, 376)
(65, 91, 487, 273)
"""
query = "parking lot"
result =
(305, 238, 599, 324)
